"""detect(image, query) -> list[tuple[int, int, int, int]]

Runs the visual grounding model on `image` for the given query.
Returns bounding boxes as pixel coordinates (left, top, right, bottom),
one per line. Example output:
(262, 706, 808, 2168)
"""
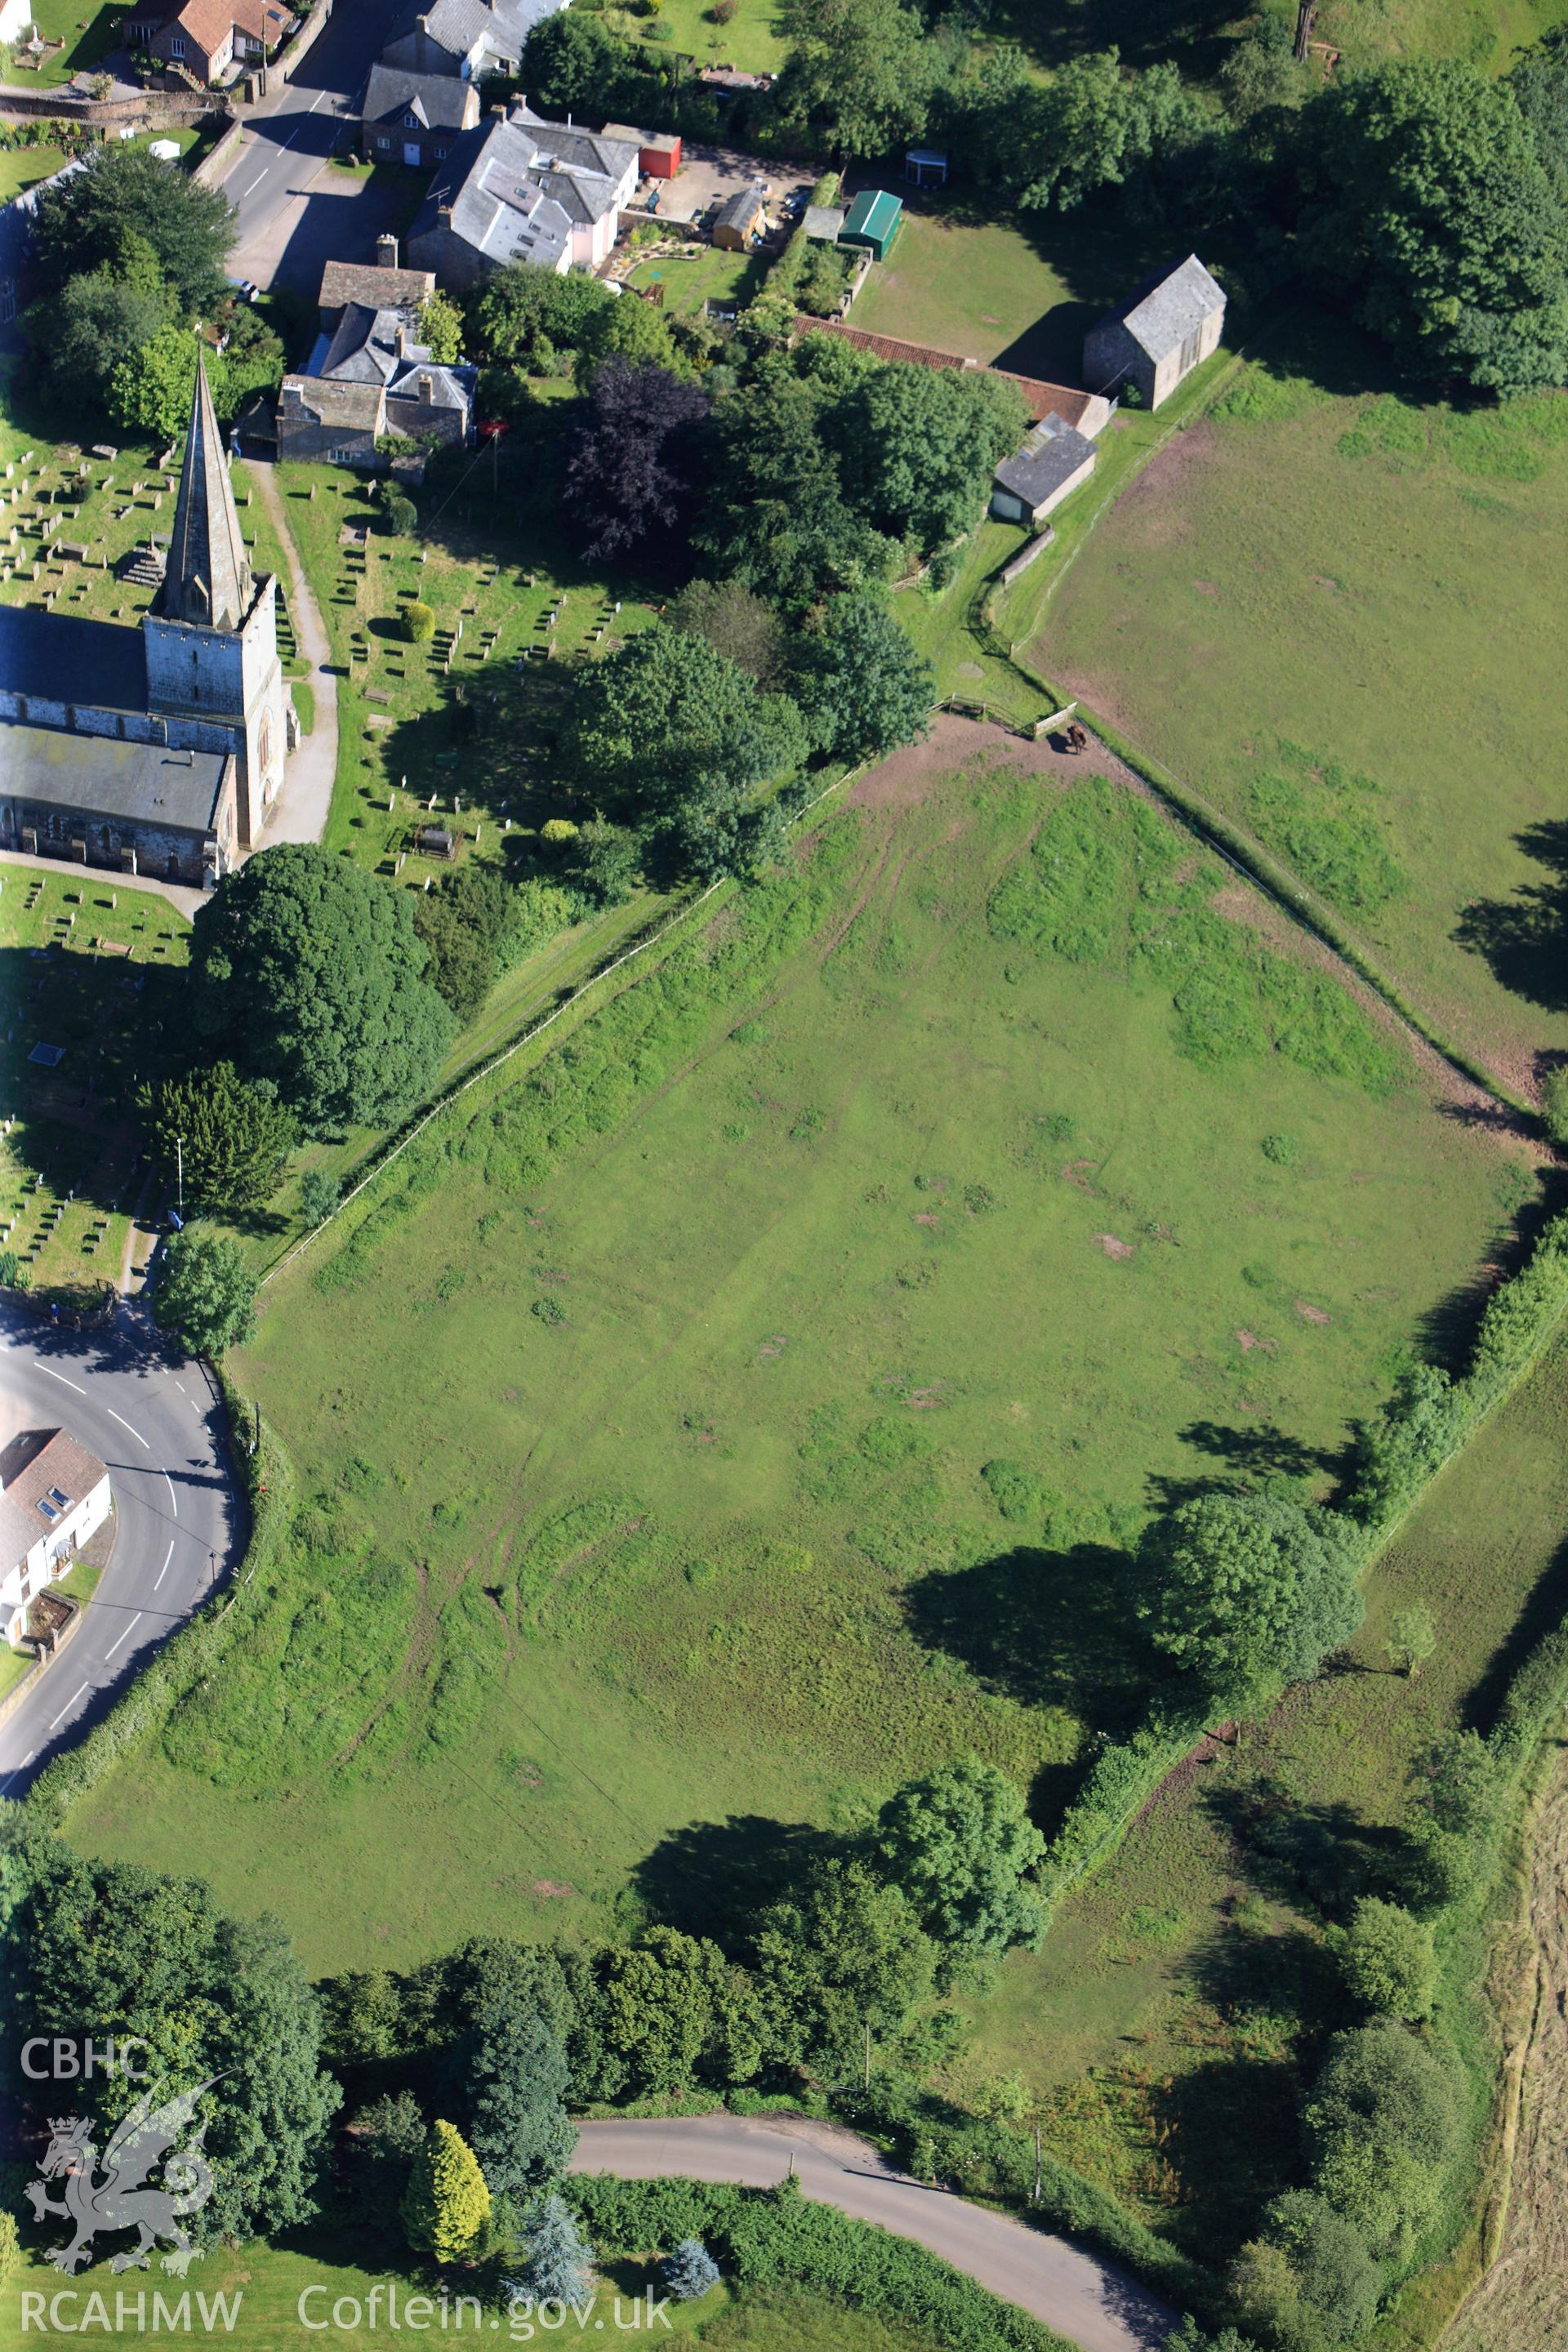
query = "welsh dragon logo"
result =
(26, 2078, 217, 2274)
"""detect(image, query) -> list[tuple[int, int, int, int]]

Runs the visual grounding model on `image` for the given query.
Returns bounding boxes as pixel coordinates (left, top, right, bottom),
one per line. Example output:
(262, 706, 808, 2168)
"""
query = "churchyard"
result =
(266, 461, 658, 896)
(0, 865, 188, 1296)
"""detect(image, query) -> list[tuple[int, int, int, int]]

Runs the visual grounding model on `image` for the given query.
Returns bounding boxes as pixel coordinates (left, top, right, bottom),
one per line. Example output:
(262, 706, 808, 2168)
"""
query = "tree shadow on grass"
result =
(1454, 818, 1568, 1015)
(1202, 1775, 1405, 1918)
(630, 1813, 845, 1952)
(0, 939, 185, 1267)
(902, 1542, 1165, 1743)
(1147, 1418, 1345, 1512)
(1149, 2048, 1303, 2259)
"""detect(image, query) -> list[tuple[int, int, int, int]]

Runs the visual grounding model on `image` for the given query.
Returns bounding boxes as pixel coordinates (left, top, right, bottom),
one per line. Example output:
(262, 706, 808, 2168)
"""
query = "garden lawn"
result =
(1032, 316, 1568, 1099)
(963, 1323, 1568, 2275)
(847, 208, 1173, 385)
(13, 0, 119, 82)
(0, 865, 189, 1294)
(609, 0, 788, 74)
(66, 731, 1530, 1973)
(0, 142, 69, 203)
(627, 244, 765, 318)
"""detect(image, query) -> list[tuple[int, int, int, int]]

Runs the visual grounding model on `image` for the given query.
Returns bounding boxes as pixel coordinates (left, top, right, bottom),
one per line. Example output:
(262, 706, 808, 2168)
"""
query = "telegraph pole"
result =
(176, 1134, 184, 1217)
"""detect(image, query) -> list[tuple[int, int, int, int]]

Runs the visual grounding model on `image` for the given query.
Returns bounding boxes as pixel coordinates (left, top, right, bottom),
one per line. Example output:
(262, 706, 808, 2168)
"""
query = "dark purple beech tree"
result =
(563, 357, 710, 565)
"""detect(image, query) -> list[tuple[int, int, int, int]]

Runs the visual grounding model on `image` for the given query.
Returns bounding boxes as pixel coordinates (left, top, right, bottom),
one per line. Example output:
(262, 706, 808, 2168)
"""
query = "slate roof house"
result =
(990, 411, 1100, 527)
(0, 354, 293, 884)
(408, 103, 639, 286)
(276, 295, 474, 465)
(1083, 255, 1224, 409)
(359, 61, 481, 167)
(380, 0, 562, 80)
(1, 1428, 110, 1652)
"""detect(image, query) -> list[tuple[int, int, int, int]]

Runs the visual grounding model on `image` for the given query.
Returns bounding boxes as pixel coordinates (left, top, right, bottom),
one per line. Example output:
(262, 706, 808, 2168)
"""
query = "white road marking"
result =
(153, 1540, 174, 1591)
(175, 1380, 187, 1396)
(105, 1613, 144, 1660)
(240, 167, 270, 198)
(308, 89, 324, 111)
(47, 1681, 90, 1732)
(107, 1407, 149, 1449)
(164, 1471, 178, 1517)
(0, 1752, 34, 1796)
(39, 1364, 87, 1395)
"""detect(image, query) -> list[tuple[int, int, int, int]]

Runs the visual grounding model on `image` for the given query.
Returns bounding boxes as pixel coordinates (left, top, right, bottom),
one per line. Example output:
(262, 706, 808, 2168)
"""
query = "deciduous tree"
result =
(190, 844, 453, 1133)
(876, 1757, 1048, 1958)
(564, 357, 710, 563)
(1308, 60, 1568, 392)
(1135, 1492, 1363, 1711)
(151, 1227, 258, 1358)
(793, 595, 933, 762)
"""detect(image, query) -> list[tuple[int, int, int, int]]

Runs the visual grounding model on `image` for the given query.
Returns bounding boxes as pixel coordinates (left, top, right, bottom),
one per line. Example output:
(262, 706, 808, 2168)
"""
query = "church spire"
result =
(159, 343, 252, 633)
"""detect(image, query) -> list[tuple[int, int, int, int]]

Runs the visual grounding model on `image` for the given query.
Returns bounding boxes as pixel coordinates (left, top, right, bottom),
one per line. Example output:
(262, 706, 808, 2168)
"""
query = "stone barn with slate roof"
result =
(1083, 255, 1224, 409)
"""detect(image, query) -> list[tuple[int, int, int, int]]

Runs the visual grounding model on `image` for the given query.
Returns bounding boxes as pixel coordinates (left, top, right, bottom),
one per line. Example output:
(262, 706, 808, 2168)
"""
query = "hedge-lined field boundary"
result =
(571, 2176, 1080, 2352)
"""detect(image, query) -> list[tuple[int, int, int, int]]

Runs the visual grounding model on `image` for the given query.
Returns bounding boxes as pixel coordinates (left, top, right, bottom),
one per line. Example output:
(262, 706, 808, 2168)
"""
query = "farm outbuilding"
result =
(1084, 254, 1225, 409)
(840, 188, 902, 261)
(804, 204, 845, 243)
(990, 412, 1098, 528)
(712, 185, 766, 250)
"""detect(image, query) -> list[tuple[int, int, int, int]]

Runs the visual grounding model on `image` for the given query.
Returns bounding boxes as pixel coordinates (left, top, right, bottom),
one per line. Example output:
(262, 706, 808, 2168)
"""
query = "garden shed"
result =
(712, 185, 766, 251)
(840, 189, 903, 261)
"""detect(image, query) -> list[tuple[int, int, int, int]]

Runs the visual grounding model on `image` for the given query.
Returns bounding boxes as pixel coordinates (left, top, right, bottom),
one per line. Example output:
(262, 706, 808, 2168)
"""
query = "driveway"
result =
(644, 144, 816, 227)
(217, 0, 416, 296)
(570, 2114, 1175, 2352)
(0, 1298, 240, 1793)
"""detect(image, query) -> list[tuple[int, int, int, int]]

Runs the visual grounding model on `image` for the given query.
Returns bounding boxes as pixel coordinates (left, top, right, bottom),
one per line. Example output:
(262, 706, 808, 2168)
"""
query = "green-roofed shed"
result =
(840, 188, 903, 261)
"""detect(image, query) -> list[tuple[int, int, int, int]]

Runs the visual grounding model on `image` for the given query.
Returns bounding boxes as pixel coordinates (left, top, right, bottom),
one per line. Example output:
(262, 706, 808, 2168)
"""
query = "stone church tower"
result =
(142, 351, 289, 848)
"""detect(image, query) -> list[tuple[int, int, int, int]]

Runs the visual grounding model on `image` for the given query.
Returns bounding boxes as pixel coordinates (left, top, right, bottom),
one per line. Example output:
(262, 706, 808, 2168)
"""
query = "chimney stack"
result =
(376, 232, 400, 270)
(417, 372, 434, 403)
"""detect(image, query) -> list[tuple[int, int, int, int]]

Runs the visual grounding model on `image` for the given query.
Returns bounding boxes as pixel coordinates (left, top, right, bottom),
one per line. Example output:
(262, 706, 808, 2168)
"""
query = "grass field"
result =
(990, 0, 1568, 79)
(0, 864, 189, 1293)
(66, 731, 1533, 1971)
(0, 2242, 950, 2352)
(962, 1320, 1568, 2271)
(1032, 317, 1568, 1101)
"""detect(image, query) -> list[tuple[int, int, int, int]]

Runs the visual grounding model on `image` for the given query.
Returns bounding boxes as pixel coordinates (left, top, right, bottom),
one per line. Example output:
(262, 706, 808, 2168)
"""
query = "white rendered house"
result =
(0, 1428, 110, 1649)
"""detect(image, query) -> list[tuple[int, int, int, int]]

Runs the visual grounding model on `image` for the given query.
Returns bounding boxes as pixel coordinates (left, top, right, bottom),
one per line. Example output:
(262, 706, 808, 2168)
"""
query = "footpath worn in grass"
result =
(965, 1322, 1568, 2274)
(1034, 319, 1568, 1098)
(67, 733, 1526, 1970)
